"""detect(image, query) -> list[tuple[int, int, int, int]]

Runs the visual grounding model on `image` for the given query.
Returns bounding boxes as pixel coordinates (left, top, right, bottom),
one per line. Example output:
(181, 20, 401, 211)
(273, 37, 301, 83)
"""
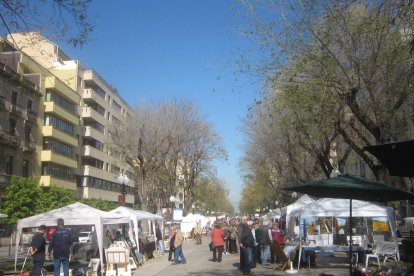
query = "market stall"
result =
(109, 206, 163, 255)
(287, 198, 399, 269)
(14, 202, 132, 270)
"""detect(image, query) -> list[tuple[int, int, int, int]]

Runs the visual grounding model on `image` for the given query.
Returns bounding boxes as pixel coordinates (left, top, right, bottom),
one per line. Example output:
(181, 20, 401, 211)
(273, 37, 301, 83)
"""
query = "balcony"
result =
(81, 165, 116, 182)
(22, 141, 37, 152)
(11, 104, 26, 118)
(41, 150, 77, 168)
(42, 126, 78, 147)
(82, 106, 106, 126)
(0, 130, 22, 148)
(27, 110, 38, 124)
(83, 88, 106, 108)
(82, 126, 104, 140)
(83, 145, 107, 161)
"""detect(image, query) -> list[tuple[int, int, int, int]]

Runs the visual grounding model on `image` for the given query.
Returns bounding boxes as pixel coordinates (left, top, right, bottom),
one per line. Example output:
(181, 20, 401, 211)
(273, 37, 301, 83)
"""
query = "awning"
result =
(364, 140, 414, 177)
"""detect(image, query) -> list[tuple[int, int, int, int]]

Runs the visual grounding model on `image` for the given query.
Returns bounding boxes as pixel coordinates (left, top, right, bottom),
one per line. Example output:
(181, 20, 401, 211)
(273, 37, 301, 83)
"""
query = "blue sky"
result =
(61, 1, 263, 211)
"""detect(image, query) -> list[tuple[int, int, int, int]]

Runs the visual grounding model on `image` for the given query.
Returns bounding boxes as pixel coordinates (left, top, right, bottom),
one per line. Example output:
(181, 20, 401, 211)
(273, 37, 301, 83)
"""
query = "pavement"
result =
(132, 239, 352, 276)
(0, 240, 355, 276)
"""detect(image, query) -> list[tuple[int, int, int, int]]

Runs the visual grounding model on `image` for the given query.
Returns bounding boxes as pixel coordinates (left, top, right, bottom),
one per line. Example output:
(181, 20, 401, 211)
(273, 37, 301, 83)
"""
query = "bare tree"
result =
(0, 0, 94, 47)
(108, 100, 226, 211)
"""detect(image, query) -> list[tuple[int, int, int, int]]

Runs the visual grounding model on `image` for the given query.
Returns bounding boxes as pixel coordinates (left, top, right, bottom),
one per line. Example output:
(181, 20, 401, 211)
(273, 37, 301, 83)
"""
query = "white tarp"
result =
(282, 194, 316, 234)
(180, 213, 208, 234)
(288, 198, 399, 259)
(109, 206, 163, 252)
(15, 202, 132, 268)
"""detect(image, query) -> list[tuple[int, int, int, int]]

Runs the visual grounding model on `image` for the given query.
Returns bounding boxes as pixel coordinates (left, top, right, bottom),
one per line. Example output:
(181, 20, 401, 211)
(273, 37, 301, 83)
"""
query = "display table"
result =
(297, 243, 365, 270)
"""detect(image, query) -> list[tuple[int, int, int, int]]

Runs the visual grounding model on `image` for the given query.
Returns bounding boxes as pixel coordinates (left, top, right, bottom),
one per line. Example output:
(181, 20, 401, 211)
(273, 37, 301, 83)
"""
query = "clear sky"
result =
(60, 1, 262, 211)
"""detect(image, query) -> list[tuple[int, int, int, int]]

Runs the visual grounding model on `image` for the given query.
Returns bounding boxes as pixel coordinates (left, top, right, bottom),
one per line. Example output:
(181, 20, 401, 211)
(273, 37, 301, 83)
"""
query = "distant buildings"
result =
(0, 33, 135, 205)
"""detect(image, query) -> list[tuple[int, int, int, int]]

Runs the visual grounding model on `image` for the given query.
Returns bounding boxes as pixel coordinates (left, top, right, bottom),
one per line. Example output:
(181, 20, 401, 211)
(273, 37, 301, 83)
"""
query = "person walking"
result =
(172, 225, 187, 264)
(237, 217, 246, 271)
(270, 222, 285, 264)
(210, 223, 225, 262)
(48, 218, 77, 276)
(28, 225, 46, 276)
(194, 222, 203, 245)
(229, 221, 238, 254)
(240, 219, 255, 275)
(223, 221, 230, 254)
(257, 219, 271, 266)
(168, 225, 177, 262)
(155, 223, 164, 254)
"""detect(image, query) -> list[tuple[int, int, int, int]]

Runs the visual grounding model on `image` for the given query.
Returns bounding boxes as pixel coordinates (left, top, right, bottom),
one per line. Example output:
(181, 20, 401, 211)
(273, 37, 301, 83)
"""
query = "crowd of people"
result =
(204, 215, 286, 275)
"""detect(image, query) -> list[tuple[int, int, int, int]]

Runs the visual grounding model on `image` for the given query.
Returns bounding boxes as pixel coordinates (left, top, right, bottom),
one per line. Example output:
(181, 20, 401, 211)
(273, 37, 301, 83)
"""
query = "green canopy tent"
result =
(283, 174, 414, 275)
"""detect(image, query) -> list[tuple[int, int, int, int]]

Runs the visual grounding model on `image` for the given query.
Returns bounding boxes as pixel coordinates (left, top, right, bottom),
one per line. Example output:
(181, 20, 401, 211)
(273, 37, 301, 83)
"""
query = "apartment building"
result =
(3, 33, 135, 205)
(0, 41, 42, 199)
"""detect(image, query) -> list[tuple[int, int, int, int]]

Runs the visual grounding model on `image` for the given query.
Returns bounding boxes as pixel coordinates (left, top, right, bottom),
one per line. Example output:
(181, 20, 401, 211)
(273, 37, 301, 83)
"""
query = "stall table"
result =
(298, 243, 365, 270)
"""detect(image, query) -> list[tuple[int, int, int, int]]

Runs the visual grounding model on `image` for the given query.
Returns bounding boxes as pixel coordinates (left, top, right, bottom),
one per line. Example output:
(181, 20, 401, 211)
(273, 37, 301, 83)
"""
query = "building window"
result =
(11, 91, 18, 105)
(27, 99, 32, 111)
(42, 162, 74, 180)
(45, 90, 75, 113)
(9, 118, 16, 135)
(43, 138, 74, 157)
(22, 160, 29, 177)
(5, 155, 13, 174)
(24, 125, 31, 144)
(44, 114, 74, 135)
(112, 100, 122, 111)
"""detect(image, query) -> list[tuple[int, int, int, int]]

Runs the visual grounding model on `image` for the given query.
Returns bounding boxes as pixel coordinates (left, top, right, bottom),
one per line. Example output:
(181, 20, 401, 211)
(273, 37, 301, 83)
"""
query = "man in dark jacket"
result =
(29, 225, 46, 276)
(240, 219, 255, 275)
(257, 219, 271, 265)
(48, 218, 77, 276)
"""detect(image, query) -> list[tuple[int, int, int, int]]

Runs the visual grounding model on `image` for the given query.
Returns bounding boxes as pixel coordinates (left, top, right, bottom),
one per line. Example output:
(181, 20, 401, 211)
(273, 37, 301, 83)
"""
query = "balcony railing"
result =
(0, 130, 22, 148)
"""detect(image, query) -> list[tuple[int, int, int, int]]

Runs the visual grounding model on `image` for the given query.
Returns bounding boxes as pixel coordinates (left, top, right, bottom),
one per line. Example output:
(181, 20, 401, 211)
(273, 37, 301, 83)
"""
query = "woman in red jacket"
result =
(210, 222, 225, 262)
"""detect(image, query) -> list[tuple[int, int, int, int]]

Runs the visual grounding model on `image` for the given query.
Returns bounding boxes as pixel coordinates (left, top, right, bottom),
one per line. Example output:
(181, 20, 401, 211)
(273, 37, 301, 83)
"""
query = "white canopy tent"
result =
(15, 202, 132, 269)
(260, 208, 281, 223)
(180, 213, 208, 233)
(0, 213, 7, 218)
(288, 198, 399, 259)
(281, 194, 315, 234)
(109, 206, 163, 252)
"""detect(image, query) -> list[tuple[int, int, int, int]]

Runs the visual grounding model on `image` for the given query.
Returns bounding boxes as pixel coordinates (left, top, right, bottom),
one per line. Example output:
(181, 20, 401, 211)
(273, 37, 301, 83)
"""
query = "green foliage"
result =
(193, 176, 234, 214)
(79, 198, 118, 211)
(2, 177, 41, 224)
(36, 186, 76, 213)
(0, 177, 119, 224)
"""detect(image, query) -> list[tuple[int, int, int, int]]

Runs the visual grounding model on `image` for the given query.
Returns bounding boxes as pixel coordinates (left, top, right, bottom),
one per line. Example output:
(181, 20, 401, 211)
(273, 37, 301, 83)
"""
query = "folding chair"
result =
(273, 243, 299, 271)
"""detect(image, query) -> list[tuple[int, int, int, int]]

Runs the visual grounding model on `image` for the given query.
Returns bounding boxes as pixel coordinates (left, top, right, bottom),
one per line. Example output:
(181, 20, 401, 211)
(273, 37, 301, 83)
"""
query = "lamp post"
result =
(169, 195, 176, 209)
(117, 173, 129, 206)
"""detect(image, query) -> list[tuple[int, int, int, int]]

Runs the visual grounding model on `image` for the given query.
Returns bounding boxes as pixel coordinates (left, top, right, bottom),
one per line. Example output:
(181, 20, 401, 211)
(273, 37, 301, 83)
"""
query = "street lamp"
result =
(117, 173, 129, 206)
(169, 195, 176, 208)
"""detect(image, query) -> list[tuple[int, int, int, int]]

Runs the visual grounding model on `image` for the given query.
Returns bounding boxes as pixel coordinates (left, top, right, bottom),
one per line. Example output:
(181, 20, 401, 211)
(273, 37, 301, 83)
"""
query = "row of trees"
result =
(0, 177, 119, 224)
(239, 0, 414, 213)
(108, 100, 233, 213)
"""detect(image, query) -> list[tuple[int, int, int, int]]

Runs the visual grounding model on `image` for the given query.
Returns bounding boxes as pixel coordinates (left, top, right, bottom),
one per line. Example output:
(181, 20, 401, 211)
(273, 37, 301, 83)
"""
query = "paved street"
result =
(133, 238, 351, 276)
(1, 239, 354, 275)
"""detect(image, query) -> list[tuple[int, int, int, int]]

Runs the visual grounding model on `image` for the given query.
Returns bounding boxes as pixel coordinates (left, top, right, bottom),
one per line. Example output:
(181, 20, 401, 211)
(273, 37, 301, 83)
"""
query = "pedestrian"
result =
(237, 217, 246, 271)
(251, 222, 260, 268)
(172, 224, 187, 264)
(194, 222, 203, 245)
(28, 225, 46, 276)
(47, 218, 77, 276)
(210, 222, 224, 262)
(168, 225, 176, 262)
(222, 221, 230, 254)
(270, 222, 285, 264)
(228, 221, 238, 254)
(257, 219, 271, 266)
(240, 219, 255, 275)
(155, 223, 164, 254)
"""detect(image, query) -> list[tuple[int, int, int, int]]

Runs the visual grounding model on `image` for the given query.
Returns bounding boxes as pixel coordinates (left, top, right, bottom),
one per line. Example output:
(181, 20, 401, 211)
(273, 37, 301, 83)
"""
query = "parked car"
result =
(397, 217, 414, 239)
(79, 231, 92, 243)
